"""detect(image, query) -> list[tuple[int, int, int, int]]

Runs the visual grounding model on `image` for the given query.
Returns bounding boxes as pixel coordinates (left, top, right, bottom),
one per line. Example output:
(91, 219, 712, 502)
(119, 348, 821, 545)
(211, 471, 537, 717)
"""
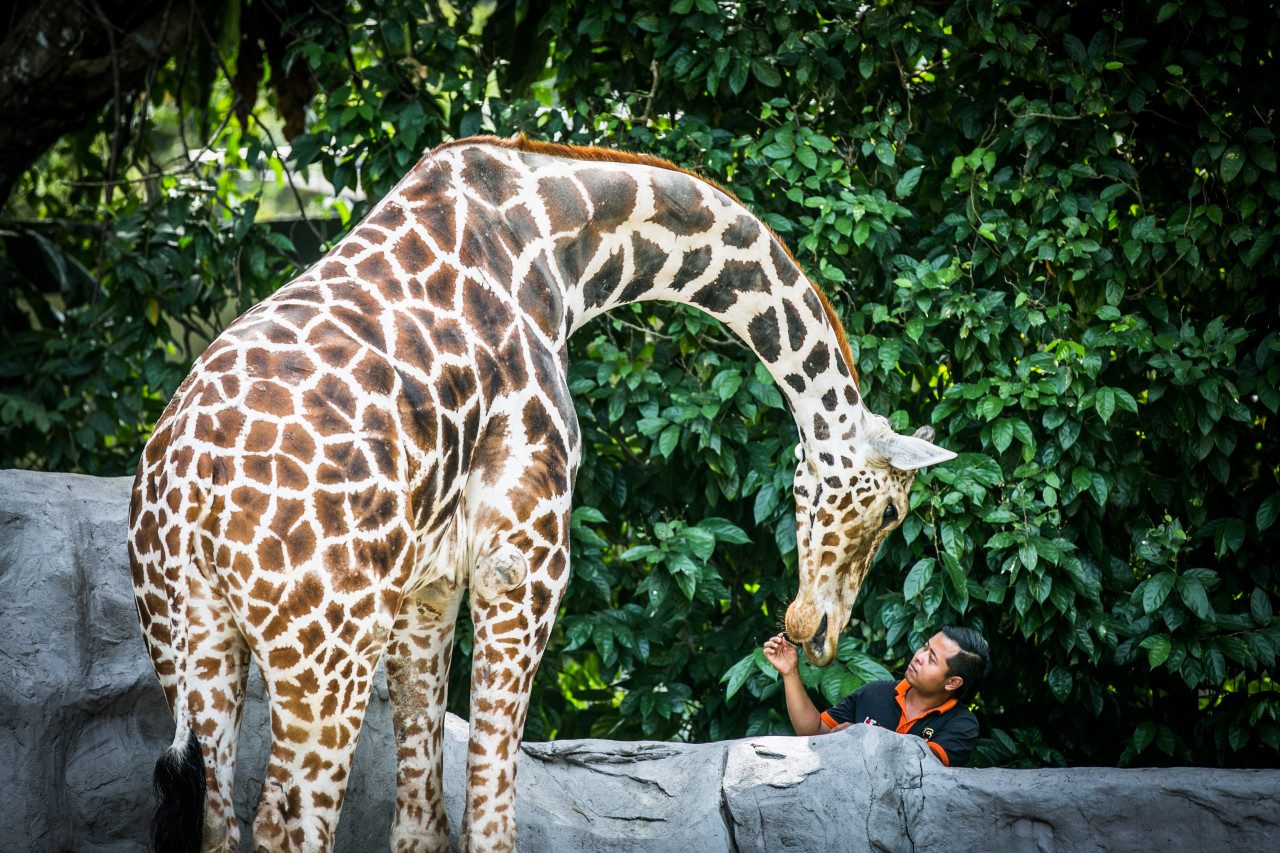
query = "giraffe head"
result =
(784, 413, 955, 666)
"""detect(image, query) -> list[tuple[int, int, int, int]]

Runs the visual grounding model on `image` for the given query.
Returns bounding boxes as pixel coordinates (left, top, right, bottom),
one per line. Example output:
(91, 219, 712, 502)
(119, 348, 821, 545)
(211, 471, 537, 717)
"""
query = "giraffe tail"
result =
(151, 728, 206, 853)
(151, 480, 210, 853)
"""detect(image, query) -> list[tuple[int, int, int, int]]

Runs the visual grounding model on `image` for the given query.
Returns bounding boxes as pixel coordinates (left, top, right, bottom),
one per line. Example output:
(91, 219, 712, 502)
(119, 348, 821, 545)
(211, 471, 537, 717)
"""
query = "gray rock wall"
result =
(2, 469, 1277, 852)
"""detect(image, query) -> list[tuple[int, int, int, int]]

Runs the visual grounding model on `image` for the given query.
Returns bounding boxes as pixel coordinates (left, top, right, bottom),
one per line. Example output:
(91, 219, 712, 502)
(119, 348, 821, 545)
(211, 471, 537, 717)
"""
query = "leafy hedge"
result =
(3, 0, 1277, 767)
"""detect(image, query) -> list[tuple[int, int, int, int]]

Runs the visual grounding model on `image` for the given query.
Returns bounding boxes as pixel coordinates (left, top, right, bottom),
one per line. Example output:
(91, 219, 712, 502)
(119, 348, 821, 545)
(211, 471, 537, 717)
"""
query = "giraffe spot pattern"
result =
(128, 137, 881, 853)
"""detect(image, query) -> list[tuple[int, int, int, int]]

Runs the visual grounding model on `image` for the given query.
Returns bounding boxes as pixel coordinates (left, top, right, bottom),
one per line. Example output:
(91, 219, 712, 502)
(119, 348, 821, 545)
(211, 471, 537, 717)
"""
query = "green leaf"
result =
(941, 552, 969, 613)
(658, 424, 680, 458)
(751, 59, 782, 88)
(992, 419, 1013, 452)
(722, 654, 756, 699)
(1220, 145, 1246, 182)
(874, 140, 895, 166)
(712, 369, 743, 401)
(904, 558, 934, 600)
(1133, 721, 1157, 752)
(700, 517, 751, 544)
(1257, 495, 1280, 531)
(859, 51, 874, 80)
(572, 506, 607, 525)
(847, 652, 894, 682)
(1142, 572, 1176, 614)
(1047, 665, 1073, 702)
(1252, 588, 1274, 627)
(1095, 387, 1116, 423)
(895, 166, 923, 197)
(1215, 518, 1246, 557)
(1177, 575, 1213, 621)
(1140, 634, 1171, 667)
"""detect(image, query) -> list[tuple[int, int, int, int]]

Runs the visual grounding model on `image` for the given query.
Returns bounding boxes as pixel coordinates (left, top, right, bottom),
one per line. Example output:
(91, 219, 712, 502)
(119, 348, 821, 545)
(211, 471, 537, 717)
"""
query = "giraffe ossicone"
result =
(128, 134, 956, 853)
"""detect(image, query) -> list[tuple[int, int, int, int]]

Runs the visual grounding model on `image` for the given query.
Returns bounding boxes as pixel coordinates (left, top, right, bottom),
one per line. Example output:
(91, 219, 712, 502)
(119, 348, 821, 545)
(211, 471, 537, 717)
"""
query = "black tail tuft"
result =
(151, 729, 206, 853)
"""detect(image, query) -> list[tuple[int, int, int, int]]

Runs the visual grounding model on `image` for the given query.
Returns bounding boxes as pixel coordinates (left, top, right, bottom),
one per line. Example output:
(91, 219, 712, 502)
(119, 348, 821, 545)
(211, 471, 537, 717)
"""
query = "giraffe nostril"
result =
(811, 613, 828, 650)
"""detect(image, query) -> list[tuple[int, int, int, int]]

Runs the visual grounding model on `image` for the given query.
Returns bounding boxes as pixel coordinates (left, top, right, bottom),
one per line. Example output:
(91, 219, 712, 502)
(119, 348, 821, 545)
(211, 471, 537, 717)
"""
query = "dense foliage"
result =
(3, 0, 1277, 768)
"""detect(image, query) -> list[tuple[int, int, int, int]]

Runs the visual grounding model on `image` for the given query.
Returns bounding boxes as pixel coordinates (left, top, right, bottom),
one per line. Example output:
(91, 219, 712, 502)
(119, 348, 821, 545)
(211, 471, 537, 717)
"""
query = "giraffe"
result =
(128, 134, 956, 853)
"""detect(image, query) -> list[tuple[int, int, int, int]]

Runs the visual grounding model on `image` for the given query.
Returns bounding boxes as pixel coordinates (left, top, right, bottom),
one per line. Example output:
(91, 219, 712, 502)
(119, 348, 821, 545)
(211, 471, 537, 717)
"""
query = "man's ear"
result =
(944, 675, 964, 695)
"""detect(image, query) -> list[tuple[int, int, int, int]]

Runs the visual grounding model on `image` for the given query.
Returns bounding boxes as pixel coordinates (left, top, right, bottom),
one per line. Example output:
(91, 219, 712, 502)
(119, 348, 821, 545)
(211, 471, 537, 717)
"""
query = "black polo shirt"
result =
(820, 679, 979, 767)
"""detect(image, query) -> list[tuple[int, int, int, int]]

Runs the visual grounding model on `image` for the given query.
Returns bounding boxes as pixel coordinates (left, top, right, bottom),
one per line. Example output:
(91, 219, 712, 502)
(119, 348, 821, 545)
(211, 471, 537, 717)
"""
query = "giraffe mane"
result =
(431, 134, 860, 389)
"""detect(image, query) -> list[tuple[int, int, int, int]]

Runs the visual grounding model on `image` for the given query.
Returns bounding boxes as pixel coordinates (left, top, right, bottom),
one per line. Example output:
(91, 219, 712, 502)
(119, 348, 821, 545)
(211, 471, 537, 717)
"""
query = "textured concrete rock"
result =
(3, 469, 1279, 853)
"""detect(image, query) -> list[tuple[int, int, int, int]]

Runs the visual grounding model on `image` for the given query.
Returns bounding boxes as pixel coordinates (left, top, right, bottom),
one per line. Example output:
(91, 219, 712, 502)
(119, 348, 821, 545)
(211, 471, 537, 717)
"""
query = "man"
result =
(763, 626, 989, 767)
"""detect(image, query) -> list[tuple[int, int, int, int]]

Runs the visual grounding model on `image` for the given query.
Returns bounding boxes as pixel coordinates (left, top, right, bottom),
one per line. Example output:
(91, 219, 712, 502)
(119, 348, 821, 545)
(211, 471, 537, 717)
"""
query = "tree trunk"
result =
(0, 0, 195, 210)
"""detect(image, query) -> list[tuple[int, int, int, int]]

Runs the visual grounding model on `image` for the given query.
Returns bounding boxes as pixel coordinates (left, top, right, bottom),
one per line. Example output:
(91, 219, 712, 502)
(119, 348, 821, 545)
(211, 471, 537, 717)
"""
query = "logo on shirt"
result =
(862, 717, 878, 726)
(922, 727, 935, 739)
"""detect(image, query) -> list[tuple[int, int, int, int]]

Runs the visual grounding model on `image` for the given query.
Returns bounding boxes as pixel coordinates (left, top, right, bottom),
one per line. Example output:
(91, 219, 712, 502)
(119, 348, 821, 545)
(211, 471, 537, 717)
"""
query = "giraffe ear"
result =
(871, 430, 957, 471)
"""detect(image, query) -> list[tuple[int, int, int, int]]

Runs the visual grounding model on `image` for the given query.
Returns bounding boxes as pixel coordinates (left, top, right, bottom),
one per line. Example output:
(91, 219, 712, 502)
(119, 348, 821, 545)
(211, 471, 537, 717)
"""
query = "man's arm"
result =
(762, 633, 846, 736)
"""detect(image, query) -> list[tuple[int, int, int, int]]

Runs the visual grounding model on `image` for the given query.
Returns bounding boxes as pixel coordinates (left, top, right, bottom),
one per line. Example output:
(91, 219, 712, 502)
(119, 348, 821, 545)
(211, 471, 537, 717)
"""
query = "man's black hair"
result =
(940, 625, 990, 703)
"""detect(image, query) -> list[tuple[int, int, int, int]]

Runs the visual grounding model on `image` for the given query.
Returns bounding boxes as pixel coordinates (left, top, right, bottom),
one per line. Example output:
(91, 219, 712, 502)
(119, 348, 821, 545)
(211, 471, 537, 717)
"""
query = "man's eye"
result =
(881, 501, 898, 529)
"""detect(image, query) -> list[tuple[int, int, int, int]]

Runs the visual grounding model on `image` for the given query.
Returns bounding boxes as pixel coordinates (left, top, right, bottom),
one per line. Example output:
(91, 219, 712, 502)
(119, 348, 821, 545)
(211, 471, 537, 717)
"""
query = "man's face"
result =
(905, 632, 964, 697)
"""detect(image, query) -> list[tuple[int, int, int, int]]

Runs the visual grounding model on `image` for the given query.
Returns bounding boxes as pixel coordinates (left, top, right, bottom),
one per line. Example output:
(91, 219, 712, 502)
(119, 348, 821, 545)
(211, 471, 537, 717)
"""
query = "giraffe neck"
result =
(536, 146, 867, 449)
(370, 138, 868, 450)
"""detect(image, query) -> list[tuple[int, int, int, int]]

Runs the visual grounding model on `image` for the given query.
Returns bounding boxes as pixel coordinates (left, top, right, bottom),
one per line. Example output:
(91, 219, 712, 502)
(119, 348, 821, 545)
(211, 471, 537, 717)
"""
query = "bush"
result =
(4, 0, 1276, 766)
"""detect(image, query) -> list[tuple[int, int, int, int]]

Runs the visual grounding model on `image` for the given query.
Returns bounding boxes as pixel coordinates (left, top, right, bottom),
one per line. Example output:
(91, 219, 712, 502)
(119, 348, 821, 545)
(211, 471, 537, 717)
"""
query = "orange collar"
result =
(892, 679, 957, 734)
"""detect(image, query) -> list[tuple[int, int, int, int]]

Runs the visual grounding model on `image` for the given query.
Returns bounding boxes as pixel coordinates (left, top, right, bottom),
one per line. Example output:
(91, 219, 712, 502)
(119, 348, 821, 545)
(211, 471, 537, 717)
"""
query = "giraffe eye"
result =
(881, 500, 898, 529)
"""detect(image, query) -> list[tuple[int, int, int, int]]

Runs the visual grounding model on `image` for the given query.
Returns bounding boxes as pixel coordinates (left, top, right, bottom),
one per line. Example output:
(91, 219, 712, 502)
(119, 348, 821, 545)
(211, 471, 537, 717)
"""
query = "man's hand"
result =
(763, 632, 799, 677)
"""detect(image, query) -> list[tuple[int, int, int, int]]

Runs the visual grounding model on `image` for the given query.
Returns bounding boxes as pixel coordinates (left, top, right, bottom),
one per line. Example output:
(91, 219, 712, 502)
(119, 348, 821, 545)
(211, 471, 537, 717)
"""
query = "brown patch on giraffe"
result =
(438, 363, 478, 412)
(545, 550, 567, 581)
(352, 354, 396, 398)
(201, 343, 237, 375)
(668, 246, 712, 293)
(518, 259, 563, 337)
(356, 254, 395, 289)
(319, 441, 369, 484)
(368, 200, 408, 232)
(461, 264, 514, 332)
(460, 225, 514, 288)
(245, 420, 278, 453)
(769, 238, 800, 286)
(331, 303, 387, 352)
(429, 315, 468, 355)
(460, 147, 519, 208)
(314, 491, 351, 538)
(748, 306, 782, 363)
(244, 380, 295, 418)
(582, 248, 624, 310)
(695, 258, 770, 312)
(422, 266, 458, 309)
(392, 314, 436, 374)
(474, 415, 511, 488)
(723, 213, 761, 248)
(496, 333, 530, 393)
(243, 454, 272, 485)
(649, 171, 714, 234)
(303, 375, 358, 435)
(281, 425, 317, 462)
(537, 174, 589, 234)
(393, 228, 434, 275)
(617, 233, 669, 304)
(803, 342, 830, 379)
(308, 322, 360, 370)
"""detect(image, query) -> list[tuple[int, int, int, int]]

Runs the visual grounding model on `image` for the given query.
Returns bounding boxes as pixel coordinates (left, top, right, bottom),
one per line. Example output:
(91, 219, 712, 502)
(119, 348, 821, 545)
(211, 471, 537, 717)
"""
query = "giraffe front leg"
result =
(386, 578, 464, 853)
(460, 536, 568, 852)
